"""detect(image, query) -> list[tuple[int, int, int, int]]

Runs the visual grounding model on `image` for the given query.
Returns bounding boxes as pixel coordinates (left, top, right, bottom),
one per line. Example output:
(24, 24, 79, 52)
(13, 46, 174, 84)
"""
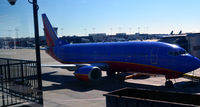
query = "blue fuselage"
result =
(51, 41, 200, 78)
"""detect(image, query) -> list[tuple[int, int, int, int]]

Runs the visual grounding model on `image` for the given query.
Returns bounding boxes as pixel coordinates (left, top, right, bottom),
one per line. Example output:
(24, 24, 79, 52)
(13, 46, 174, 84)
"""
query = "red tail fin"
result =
(42, 14, 58, 47)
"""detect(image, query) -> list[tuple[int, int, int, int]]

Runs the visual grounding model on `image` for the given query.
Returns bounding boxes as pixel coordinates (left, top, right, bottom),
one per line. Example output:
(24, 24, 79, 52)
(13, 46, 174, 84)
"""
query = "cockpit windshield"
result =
(168, 50, 187, 56)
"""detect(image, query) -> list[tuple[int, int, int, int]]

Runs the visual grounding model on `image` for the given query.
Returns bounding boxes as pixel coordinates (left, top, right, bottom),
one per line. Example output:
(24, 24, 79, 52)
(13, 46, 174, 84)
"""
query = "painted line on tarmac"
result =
(64, 97, 105, 102)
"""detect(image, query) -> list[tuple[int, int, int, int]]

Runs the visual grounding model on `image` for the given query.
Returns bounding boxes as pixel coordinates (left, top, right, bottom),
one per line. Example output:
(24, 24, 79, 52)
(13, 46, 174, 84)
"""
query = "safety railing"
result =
(0, 58, 43, 106)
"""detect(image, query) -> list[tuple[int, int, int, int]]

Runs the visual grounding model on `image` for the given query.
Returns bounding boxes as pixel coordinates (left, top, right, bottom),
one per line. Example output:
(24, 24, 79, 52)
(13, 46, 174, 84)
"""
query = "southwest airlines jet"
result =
(42, 14, 200, 87)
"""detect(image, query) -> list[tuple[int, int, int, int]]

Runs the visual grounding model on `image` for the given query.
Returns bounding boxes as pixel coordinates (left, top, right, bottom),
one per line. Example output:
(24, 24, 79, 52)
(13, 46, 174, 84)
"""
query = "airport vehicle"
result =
(42, 13, 200, 87)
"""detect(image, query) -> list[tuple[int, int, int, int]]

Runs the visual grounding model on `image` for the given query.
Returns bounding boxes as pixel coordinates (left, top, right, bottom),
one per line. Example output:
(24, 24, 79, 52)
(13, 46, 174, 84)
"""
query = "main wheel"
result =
(165, 80, 174, 88)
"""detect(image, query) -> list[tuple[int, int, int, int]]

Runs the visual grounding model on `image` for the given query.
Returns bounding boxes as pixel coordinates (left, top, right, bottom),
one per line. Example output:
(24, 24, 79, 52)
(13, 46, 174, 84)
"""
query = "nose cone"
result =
(186, 56, 200, 72)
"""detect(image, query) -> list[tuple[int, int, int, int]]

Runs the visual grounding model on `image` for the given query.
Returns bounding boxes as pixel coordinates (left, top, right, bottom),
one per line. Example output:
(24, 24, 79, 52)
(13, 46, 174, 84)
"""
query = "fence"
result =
(0, 58, 43, 106)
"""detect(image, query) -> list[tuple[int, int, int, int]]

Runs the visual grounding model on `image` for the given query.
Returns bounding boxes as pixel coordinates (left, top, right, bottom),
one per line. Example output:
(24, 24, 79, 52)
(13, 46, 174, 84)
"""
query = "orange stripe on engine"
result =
(74, 74, 89, 81)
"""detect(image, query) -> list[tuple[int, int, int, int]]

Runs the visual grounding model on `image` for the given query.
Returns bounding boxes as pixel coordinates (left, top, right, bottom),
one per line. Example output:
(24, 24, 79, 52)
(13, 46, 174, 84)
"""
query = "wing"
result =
(41, 63, 108, 71)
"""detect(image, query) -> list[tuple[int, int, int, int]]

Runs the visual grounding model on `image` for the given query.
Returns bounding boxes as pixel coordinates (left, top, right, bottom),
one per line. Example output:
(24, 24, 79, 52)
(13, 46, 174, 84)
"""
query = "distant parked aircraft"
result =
(170, 30, 183, 35)
(178, 30, 182, 35)
(42, 14, 200, 87)
(170, 30, 174, 35)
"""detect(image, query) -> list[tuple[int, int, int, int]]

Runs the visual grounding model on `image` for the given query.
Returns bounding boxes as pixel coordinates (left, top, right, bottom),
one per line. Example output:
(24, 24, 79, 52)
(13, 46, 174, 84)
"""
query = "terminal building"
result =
(89, 33, 107, 42)
(159, 33, 200, 59)
(187, 33, 200, 59)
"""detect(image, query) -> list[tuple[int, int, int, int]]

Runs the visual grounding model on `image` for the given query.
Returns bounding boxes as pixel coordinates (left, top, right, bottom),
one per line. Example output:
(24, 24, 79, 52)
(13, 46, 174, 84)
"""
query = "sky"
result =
(1, 0, 200, 38)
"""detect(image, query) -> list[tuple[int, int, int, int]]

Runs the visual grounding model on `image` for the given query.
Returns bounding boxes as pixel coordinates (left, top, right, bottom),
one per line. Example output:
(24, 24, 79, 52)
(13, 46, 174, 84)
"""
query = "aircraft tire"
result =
(165, 80, 174, 88)
(106, 71, 116, 78)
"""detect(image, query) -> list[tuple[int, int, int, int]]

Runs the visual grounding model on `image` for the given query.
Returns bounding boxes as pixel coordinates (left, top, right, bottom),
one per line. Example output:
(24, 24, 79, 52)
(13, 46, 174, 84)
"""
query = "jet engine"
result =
(74, 66, 102, 81)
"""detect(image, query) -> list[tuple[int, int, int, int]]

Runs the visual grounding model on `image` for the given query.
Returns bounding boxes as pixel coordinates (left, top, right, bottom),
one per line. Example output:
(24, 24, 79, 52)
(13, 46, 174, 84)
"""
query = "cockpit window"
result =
(179, 50, 187, 55)
(168, 50, 187, 56)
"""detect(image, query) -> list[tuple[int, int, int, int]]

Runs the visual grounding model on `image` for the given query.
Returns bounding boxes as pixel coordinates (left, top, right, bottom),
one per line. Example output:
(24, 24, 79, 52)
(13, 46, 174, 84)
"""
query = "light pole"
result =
(15, 28, 19, 47)
(31, 0, 43, 105)
(7, 0, 43, 105)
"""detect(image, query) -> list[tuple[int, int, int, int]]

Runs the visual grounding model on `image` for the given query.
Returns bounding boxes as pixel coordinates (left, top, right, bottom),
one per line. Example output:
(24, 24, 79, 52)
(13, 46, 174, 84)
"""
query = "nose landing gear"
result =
(165, 80, 174, 87)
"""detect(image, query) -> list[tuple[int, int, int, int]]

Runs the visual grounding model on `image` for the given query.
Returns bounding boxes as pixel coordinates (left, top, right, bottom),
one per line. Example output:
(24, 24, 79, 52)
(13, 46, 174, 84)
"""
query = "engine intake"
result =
(74, 66, 102, 81)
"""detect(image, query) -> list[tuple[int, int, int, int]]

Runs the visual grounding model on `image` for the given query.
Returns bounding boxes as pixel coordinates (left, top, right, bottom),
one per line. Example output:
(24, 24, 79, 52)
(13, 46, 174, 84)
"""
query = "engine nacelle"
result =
(74, 66, 102, 81)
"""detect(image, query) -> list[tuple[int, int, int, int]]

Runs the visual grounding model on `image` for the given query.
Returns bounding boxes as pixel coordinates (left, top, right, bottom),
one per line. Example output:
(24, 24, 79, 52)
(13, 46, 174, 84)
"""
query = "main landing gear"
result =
(106, 71, 116, 78)
(106, 71, 124, 81)
(165, 80, 174, 88)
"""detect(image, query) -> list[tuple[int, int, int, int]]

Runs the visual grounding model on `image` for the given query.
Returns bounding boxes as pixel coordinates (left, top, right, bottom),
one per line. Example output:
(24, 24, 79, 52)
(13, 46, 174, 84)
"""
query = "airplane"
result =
(170, 30, 174, 35)
(169, 30, 183, 35)
(42, 13, 200, 87)
(178, 30, 182, 35)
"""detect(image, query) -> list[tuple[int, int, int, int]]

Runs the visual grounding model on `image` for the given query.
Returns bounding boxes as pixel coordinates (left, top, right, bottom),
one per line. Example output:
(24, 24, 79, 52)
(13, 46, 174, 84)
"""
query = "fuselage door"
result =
(151, 47, 159, 64)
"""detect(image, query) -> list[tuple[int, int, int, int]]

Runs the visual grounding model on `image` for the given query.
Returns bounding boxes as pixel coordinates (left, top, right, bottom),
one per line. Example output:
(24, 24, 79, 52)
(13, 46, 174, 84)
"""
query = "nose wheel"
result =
(165, 80, 174, 87)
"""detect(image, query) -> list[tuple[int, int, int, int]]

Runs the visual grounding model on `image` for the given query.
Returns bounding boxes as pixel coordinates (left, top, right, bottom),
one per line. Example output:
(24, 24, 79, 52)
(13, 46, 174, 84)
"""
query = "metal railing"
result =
(0, 58, 43, 106)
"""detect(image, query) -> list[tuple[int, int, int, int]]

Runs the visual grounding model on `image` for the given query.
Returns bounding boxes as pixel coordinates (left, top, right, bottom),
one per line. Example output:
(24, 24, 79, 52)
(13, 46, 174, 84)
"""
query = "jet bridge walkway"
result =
(183, 73, 200, 82)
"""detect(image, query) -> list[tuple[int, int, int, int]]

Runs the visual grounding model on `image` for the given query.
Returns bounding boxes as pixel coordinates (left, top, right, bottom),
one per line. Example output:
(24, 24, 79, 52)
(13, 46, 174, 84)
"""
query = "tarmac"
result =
(1, 49, 200, 107)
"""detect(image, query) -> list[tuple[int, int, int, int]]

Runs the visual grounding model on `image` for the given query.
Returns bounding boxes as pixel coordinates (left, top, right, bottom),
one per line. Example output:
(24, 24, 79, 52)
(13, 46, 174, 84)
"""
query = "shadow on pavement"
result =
(42, 71, 200, 93)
